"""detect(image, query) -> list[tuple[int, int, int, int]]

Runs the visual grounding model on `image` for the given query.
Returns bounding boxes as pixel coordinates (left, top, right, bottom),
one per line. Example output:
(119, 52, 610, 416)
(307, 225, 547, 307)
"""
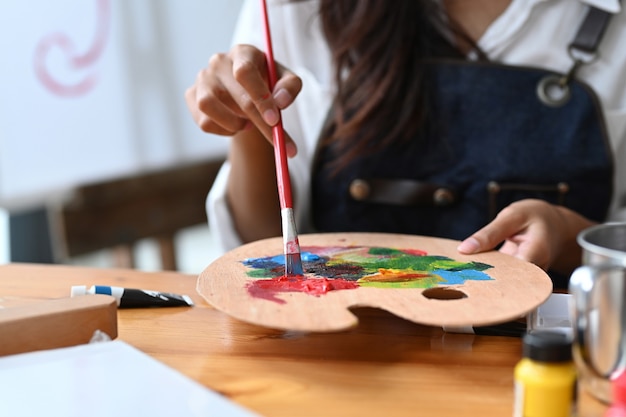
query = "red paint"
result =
(285, 239, 300, 254)
(401, 248, 428, 256)
(247, 275, 359, 304)
(606, 372, 626, 417)
(34, 0, 110, 97)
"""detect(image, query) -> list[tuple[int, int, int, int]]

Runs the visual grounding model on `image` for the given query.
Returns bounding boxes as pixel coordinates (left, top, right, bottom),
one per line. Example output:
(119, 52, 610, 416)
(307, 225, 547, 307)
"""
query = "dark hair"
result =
(304, 0, 476, 173)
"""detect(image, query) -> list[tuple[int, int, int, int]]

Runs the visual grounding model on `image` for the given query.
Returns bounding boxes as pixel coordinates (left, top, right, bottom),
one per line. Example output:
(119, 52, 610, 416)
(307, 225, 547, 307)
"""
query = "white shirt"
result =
(208, 0, 626, 252)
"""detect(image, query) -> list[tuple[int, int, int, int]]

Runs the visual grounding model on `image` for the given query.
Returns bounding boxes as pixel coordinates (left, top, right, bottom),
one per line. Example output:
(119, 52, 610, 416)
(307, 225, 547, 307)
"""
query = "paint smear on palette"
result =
(243, 246, 493, 304)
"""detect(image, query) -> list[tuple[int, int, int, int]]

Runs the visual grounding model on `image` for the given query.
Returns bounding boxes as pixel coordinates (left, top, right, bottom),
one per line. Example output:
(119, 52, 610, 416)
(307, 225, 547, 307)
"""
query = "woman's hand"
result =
(184, 44, 303, 156)
(457, 199, 596, 275)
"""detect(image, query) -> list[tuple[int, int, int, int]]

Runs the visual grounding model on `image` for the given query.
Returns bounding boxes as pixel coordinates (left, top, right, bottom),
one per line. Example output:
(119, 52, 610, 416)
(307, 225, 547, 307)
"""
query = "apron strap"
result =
(538, 1, 620, 106)
(570, 1, 620, 59)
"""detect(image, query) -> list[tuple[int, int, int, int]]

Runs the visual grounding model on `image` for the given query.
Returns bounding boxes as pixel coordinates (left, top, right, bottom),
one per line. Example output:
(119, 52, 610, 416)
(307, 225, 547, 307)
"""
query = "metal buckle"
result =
(537, 46, 598, 107)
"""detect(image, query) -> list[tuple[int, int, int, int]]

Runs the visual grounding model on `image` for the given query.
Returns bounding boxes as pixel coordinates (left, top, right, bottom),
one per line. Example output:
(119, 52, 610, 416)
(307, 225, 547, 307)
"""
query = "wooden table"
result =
(0, 263, 608, 417)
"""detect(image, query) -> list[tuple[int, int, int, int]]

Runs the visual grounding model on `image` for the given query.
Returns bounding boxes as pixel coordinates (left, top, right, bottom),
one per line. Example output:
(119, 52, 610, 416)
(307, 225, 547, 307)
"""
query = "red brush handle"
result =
(260, 0, 292, 210)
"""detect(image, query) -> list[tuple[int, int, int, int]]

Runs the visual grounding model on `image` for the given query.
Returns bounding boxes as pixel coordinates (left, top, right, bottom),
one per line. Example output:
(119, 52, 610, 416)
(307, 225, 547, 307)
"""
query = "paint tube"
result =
(71, 285, 194, 308)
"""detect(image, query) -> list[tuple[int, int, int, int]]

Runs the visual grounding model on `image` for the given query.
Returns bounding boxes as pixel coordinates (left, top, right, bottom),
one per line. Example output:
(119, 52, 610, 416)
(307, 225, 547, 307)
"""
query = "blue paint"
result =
(434, 269, 493, 285)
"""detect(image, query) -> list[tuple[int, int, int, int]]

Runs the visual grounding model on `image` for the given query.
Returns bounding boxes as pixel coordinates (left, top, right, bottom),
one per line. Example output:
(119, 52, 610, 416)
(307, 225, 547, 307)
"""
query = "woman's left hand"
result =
(457, 199, 596, 275)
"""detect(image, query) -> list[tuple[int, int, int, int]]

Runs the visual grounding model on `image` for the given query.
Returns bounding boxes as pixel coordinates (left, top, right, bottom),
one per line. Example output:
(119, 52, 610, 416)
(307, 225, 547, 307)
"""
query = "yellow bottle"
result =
(514, 331, 577, 417)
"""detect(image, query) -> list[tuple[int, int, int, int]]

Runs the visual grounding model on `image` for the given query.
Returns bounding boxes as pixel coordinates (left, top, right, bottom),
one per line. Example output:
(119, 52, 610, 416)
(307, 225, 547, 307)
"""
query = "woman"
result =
(186, 0, 626, 288)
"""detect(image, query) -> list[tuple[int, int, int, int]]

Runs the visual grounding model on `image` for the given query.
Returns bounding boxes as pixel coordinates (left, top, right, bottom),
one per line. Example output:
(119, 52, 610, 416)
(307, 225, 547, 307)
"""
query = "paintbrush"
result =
(259, 0, 304, 276)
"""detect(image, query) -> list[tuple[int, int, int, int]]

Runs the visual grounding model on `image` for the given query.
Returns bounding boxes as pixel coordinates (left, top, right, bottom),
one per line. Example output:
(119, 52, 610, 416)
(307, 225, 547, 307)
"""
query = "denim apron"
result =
(311, 8, 615, 288)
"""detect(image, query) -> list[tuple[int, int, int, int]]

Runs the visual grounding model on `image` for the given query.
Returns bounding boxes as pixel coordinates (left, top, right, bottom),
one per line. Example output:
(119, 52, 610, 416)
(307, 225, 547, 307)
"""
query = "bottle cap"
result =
(522, 330, 573, 363)
(70, 285, 88, 297)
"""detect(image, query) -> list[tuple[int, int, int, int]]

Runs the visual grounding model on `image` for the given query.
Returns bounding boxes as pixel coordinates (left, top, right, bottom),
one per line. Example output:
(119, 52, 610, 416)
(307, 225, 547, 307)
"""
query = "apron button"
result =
(349, 179, 370, 201)
(433, 188, 455, 206)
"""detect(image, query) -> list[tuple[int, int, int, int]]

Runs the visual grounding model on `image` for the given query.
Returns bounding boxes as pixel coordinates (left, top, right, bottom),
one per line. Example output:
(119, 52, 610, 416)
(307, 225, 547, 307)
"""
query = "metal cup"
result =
(569, 222, 626, 404)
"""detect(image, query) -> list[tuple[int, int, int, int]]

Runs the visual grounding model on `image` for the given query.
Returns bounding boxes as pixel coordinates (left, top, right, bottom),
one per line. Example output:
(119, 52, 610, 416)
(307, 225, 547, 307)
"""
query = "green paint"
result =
(242, 245, 494, 290)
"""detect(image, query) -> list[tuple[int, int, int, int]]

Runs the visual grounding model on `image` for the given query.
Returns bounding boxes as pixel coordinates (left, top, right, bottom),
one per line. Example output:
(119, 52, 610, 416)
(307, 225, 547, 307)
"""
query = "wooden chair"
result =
(48, 158, 224, 270)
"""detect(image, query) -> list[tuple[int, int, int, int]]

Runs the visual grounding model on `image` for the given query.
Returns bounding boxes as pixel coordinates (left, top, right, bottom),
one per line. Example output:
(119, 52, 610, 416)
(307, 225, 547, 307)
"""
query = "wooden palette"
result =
(197, 232, 552, 332)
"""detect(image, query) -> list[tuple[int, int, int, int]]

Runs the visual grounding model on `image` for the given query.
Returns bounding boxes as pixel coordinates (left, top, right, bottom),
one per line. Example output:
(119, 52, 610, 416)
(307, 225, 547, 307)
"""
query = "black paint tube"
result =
(71, 285, 194, 308)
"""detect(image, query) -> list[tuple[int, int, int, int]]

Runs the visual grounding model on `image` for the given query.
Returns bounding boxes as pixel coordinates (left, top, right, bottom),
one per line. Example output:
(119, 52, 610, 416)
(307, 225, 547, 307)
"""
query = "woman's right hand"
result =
(184, 44, 303, 156)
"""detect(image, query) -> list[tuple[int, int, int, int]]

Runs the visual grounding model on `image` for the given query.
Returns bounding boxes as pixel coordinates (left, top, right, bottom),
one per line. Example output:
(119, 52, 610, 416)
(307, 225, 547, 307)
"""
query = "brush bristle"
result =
(285, 252, 304, 276)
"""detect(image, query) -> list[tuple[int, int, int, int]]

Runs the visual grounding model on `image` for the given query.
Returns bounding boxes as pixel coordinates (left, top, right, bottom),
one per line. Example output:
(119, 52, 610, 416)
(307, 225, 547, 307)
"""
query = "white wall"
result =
(0, 0, 243, 210)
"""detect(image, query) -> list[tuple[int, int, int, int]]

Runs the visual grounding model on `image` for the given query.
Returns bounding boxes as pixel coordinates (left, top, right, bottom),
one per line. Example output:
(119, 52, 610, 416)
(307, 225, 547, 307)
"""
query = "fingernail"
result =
(457, 237, 480, 253)
(286, 142, 298, 157)
(263, 109, 279, 125)
(273, 88, 292, 109)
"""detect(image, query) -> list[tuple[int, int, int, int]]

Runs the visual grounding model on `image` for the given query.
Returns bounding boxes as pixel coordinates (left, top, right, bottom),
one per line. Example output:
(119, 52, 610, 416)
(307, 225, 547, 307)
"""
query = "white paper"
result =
(0, 340, 260, 417)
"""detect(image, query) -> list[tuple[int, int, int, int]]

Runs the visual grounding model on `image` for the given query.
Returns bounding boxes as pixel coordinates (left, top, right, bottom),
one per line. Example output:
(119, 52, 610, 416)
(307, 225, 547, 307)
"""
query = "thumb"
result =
(457, 223, 515, 254)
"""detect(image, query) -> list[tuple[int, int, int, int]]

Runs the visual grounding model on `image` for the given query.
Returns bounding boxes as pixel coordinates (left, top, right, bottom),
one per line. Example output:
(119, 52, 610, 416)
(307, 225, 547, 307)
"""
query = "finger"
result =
(231, 46, 279, 126)
(185, 56, 251, 135)
(201, 56, 254, 130)
(457, 225, 511, 254)
(272, 64, 302, 109)
(199, 46, 297, 155)
(197, 81, 251, 133)
(457, 209, 526, 254)
(185, 83, 244, 135)
(219, 79, 300, 155)
(227, 63, 301, 154)
(501, 238, 551, 270)
(231, 47, 303, 119)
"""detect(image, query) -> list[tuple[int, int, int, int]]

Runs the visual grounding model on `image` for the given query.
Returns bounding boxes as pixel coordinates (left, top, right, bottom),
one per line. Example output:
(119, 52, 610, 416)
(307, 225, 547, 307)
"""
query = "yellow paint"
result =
(514, 358, 577, 417)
